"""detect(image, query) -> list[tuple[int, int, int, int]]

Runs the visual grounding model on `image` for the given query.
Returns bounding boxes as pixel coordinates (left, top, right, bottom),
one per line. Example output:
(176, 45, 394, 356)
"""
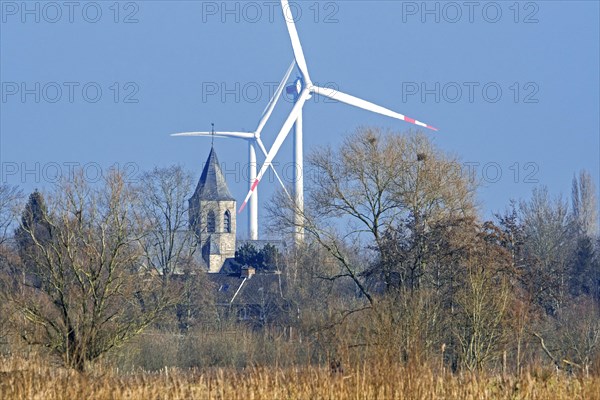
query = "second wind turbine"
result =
(239, 0, 438, 245)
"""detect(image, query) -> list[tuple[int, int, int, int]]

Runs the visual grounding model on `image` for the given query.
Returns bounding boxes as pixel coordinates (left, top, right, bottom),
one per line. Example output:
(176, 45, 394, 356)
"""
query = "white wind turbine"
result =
(172, 61, 295, 241)
(239, 0, 438, 244)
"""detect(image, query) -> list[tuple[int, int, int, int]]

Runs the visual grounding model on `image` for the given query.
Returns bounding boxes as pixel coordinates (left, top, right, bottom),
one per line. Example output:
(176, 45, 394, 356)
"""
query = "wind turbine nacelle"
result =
(286, 77, 306, 95)
(286, 83, 311, 99)
(286, 85, 297, 95)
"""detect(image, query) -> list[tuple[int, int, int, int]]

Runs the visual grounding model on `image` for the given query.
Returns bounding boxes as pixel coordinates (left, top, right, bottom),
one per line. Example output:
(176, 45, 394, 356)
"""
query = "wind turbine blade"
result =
(256, 137, 292, 199)
(281, 0, 310, 83)
(171, 131, 255, 139)
(313, 86, 438, 131)
(239, 89, 310, 213)
(257, 60, 296, 135)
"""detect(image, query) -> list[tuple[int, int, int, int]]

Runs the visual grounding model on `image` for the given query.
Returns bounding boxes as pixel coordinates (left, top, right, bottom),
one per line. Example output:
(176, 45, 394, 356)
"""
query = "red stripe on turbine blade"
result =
(239, 179, 260, 213)
(427, 125, 438, 131)
(404, 116, 416, 124)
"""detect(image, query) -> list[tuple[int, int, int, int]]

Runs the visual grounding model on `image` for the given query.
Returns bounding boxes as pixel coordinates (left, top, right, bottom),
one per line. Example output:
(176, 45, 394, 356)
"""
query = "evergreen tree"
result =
(15, 190, 52, 258)
(569, 235, 599, 299)
(235, 243, 260, 267)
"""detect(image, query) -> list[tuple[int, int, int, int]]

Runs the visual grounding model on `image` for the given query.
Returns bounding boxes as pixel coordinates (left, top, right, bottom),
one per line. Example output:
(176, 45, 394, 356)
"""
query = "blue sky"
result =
(1, 1, 599, 238)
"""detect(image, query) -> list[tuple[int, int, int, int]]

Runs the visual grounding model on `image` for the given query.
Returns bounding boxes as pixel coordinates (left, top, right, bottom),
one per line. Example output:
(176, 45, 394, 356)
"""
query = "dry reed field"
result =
(1, 356, 600, 400)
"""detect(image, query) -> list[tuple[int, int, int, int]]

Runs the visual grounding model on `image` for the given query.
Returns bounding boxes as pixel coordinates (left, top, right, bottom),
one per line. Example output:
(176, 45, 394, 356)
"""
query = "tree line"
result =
(0, 127, 598, 374)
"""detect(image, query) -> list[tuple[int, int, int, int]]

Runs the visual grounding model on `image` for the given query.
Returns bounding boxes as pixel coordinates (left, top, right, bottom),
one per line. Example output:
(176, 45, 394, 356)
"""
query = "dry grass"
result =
(1, 356, 600, 400)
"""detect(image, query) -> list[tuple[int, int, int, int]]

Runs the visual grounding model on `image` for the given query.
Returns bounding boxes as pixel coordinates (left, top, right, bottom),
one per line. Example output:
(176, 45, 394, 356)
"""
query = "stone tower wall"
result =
(196, 199, 236, 273)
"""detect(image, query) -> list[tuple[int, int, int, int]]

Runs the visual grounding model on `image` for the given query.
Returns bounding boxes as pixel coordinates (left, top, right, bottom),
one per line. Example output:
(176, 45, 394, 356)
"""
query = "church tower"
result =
(189, 147, 236, 273)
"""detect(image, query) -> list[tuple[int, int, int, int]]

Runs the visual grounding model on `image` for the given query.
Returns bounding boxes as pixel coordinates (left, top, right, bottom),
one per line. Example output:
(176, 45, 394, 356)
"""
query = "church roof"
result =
(207, 272, 285, 306)
(191, 147, 235, 201)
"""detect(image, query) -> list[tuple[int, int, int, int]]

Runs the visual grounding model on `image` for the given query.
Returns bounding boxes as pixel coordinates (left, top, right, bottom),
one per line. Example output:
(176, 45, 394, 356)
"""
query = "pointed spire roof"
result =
(191, 147, 235, 201)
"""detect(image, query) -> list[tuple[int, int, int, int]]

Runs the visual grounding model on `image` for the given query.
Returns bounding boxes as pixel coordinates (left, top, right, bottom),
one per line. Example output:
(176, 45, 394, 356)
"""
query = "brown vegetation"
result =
(1, 355, 600, 400)
(0, 128, 599, 398)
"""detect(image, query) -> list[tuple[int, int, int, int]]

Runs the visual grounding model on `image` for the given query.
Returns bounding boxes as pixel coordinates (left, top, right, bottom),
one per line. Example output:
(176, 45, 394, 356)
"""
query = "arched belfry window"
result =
(224, 210, 232, 233)
(207, 210, 216, 233)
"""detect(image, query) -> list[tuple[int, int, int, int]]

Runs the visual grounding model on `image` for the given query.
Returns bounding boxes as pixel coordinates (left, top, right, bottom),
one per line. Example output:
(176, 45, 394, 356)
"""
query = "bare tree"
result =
(520, 187, 573, 314)
(136, 166, 215, 332)
(453, 224, 512, 371)
(568, 171, 599, 299)
(3, 170, 171, 371)
(136, 166, 197, 278)
(534, 298, 600, 375)
(572, 170, 598, 239)
(0, 184, 22, 245)
(558, 299, 600, 375)
(0, 185, 22, 344)
(275, 128, 477, 295)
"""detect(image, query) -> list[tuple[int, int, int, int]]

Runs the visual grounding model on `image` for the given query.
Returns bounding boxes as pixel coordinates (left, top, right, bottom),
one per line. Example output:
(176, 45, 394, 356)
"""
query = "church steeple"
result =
(191, 147, 235, 202)
(189, 146, 237, 273)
